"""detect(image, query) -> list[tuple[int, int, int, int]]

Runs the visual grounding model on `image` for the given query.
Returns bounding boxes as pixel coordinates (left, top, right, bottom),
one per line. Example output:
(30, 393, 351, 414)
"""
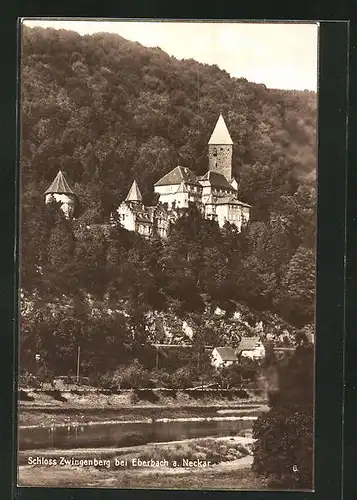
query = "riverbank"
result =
(19, 404, 266, 427)
(18, 436, 267, 489)
(18, 459, 265, 489)
(19, 388, 265, 408)
(18, 388, 267, 426)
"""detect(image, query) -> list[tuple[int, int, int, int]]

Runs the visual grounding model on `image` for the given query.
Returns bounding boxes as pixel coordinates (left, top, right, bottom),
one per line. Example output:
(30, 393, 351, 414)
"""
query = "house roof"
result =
(215, 196, 251, 208)
(45, 170, 75, 195)
(215, 195, 241, 206)
(213, 347, 238, 362)
(154, 166, 198, 187)
(125, 180, 142, 202)
(208, 114, 233, 145)
(199, 171, 234, 189)
(236, 337, 262, 354)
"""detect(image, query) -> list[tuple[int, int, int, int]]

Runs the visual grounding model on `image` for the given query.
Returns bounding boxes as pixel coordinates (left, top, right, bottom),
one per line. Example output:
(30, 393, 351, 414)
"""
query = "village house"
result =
(236, 336, 266, 360)
(211, 347, 238, 369)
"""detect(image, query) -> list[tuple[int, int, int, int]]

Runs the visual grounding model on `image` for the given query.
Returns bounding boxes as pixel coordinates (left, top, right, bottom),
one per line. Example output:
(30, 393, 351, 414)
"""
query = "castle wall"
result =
(155, 184, 202, 196)
(158, 191, 189, 209)
(116, 203, 136, 231)
(155, 185, 177, 195)
(215, 204, 250, 230)
(204, 203, 216, 220)
(208, 144, 233, 181)
(136, 222, 152, 237)
(45, 193, 75, 219)
(215, 204, 229, 228)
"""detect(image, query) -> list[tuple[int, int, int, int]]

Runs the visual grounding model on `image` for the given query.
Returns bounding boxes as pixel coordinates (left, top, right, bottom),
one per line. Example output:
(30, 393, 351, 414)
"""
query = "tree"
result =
(277, 246, 316, 326)
(42, 214, 77, 296)
(72, 223, 109, 299)
(252, 344, 314, 489)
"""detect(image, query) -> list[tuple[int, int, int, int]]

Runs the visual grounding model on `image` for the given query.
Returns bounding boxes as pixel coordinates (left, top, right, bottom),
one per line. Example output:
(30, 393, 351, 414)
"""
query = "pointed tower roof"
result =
(208, 113, 233, 145)
(45, 170, 75, 195)
(125, 180, 142, 202)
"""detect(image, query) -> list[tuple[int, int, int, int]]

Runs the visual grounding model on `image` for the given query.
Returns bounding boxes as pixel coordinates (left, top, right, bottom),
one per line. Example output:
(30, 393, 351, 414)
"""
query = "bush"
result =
(169, 366, 194, 389)
(148, 369, 174, 388)
(99, 371, 116, 390)
(101, 359, 152, 389)
(19, 372, 40, 389)
(36, 366, 55, 384)
(134, 389, 160, 403)
(44, 390, 67, 402)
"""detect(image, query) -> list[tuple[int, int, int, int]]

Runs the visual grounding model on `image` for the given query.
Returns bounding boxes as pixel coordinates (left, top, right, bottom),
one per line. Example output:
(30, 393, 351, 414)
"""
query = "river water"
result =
(19, 413, 259, 450)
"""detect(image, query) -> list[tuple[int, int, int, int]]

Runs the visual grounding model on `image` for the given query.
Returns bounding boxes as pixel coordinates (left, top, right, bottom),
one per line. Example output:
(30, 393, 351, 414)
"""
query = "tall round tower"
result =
(45, 170, 76, 219)
(208, 113, 233, 181)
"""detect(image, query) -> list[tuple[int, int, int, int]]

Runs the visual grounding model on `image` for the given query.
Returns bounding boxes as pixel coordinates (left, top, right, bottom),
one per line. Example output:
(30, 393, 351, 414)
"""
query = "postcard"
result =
(17, 18, 318, 491)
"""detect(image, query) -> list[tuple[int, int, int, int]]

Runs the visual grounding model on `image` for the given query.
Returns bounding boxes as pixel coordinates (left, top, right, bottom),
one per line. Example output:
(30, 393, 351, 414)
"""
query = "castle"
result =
(45, 114, 251, 238)
(116, 114, 251, 238)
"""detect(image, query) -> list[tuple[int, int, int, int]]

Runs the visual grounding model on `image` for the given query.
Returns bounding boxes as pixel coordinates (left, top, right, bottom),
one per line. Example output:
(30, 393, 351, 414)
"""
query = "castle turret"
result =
(125, 180, 143, 203)
(45, 170, 76, 219)
(208, 113, 233, 181)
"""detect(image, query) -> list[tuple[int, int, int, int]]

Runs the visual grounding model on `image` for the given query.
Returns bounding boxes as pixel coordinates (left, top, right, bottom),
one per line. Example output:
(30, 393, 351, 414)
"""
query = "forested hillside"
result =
(21, 26, 316, 220)
(20, 26, 316, 378)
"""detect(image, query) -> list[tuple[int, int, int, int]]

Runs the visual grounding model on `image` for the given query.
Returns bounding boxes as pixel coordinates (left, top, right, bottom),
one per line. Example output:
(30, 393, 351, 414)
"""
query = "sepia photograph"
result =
(18, 18, 318, 491)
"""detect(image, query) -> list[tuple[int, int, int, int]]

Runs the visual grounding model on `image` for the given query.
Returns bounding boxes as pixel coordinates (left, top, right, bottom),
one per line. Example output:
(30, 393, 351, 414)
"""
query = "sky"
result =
(22, 19, 318, 91)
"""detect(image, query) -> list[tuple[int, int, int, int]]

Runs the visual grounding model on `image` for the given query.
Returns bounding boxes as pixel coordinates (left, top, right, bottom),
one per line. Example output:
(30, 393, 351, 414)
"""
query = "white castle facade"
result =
(116, 114, 251, 238)
(44, 114, 251, 238)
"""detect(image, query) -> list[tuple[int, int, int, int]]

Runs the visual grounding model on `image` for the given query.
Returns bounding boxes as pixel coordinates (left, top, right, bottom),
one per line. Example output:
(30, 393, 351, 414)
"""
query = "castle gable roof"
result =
(154, 166, 197, 187)
(200, 171, 234, 189)
(208, 114, 233, 145)
(125, 180, 143, 202)
(45, 170, 75, 195)
(215, 195, 251, 207)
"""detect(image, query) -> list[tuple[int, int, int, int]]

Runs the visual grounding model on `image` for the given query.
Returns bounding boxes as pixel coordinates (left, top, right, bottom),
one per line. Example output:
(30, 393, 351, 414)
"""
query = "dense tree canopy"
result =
(21, 26, 316, 219)
(19, 26, 316, 377)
